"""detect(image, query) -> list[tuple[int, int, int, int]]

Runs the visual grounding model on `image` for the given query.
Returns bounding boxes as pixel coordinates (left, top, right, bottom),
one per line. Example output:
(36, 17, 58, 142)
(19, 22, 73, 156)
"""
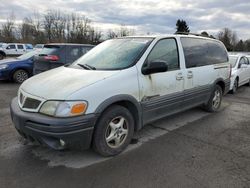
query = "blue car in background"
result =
(0, 50, 40, 83)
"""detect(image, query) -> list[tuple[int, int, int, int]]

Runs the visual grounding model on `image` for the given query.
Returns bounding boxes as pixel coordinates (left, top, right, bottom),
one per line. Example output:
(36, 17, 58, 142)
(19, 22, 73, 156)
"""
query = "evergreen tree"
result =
(175, 19, 190, 33)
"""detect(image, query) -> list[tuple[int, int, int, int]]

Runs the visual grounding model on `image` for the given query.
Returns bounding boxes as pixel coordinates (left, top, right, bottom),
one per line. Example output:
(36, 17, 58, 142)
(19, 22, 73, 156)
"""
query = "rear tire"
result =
(93, 105, 134, 156)
(13, 70, 29, 83)
(203, 85, 223, 112)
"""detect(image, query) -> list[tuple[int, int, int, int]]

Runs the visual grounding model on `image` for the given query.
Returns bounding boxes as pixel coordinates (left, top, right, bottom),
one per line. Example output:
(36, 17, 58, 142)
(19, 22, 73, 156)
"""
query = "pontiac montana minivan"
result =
(10, 35, 230, 156)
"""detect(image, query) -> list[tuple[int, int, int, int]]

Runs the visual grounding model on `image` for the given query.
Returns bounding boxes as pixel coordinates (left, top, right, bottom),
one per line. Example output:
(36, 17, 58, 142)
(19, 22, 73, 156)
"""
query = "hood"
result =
(21, 66, 120, 100)
(0, 58, 21, 65)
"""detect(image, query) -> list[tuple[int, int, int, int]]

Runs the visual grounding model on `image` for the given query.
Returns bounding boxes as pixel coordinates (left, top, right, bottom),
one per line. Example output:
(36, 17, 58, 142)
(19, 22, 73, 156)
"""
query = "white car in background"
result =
(0, 43, 33, 60)
(229, 54, 250, 93)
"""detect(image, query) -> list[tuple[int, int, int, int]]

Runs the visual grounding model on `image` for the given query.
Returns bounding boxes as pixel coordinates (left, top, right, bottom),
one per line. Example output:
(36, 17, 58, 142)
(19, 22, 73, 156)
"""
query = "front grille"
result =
(19, 91, 42, 110)
(23, 97, 41, 109)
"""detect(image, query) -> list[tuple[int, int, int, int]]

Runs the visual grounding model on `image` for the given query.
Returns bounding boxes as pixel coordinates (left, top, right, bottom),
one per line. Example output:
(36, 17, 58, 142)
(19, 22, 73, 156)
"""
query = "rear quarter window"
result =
(181, 38, 228, 68)
(39, 45, 61, 55)
(80, 46, 93, 55)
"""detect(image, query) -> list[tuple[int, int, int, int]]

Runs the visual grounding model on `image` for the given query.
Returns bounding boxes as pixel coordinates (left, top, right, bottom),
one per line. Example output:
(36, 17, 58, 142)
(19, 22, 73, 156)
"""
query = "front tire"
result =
(231, 78, 238, 94)
(204, 85, 223, 112)
(93, 105, 134, 156)
(13, 70, 29, 83)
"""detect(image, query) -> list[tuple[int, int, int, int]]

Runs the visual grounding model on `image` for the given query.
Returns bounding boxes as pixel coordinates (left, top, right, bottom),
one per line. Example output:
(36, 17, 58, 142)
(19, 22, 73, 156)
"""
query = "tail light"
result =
(44, 55, 59, 61)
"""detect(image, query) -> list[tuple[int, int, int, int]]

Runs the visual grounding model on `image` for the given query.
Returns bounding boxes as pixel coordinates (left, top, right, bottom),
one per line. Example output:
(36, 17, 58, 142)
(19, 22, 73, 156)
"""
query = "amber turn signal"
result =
(71, 103, 87, 115)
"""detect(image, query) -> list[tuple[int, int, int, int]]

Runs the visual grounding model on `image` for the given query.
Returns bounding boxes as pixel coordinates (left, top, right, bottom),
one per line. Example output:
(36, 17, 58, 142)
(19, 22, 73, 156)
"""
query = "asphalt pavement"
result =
(0, 80, 250, 188)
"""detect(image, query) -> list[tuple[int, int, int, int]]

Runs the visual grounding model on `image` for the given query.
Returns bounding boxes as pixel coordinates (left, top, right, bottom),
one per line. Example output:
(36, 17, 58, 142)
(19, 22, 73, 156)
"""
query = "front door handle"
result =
(187, 71, 193, 79)
(176, 73, 183, 80)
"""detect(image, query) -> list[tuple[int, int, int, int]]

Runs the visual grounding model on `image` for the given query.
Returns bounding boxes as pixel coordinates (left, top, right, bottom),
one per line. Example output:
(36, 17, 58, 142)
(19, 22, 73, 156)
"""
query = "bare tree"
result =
(217, 28, 238, 51)
(1, 9, 103, 44)
(119, 25, 134, 37)
(19, 17, 36, 43)
(2, 13, 16, 42)
(51, 11, 66, 42)
(107, 29, 117, 39)
(43, 10, 55, 42)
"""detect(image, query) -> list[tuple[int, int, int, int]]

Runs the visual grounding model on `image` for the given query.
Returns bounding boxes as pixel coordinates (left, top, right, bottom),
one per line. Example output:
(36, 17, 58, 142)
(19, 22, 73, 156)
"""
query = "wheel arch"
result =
(213, 78, 227, 95)
(95, 95, 143, 131)
(11, 67, 32, 79)
(0, 51, 6, 58)
(0, 50, 6, 56)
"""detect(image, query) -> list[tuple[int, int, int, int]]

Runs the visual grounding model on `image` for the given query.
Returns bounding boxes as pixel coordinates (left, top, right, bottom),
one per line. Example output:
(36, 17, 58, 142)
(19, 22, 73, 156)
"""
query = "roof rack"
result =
(175, 32, 203, 37)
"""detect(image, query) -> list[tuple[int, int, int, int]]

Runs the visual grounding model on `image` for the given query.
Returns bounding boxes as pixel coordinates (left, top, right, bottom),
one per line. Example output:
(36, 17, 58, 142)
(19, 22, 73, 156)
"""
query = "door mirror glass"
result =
(142, 60, 168, 75)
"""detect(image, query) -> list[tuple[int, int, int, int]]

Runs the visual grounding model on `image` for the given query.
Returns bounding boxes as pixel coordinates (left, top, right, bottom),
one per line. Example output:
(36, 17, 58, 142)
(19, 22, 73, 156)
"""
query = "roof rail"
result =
(175, 32, 203, 37)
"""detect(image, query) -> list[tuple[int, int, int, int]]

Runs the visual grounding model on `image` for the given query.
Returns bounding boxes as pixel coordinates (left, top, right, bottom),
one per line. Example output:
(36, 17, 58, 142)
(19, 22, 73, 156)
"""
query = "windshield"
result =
(228, 56, 238, 68)
(72, 38, 153, 70)
(17, 50, 39, 60)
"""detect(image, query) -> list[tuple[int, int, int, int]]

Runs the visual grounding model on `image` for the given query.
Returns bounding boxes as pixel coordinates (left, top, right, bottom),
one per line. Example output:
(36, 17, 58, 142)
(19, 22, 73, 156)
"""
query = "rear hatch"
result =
(33, 44, 65, 75)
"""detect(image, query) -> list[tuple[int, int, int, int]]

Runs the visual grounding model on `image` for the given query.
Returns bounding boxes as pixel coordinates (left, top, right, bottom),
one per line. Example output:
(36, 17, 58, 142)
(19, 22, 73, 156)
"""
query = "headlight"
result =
(0, 64, 8, 70)
(39, 101, 88, 117)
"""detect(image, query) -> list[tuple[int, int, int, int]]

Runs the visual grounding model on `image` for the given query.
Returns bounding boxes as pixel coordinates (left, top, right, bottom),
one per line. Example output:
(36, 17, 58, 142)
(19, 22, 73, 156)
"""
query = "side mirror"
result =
(142, 60, 168, 75)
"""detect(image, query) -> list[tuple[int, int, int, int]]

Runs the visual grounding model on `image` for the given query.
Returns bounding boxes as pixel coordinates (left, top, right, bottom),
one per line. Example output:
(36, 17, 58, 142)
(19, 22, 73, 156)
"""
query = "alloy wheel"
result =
(212, 89, 221, 109)
(105, 116, 129, 148)
(16, 70, 28, 83)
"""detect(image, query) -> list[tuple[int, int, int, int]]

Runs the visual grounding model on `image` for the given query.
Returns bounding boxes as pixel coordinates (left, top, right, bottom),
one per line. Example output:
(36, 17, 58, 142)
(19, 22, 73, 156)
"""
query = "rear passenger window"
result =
(66, 46, 81, 63)
(69, 47, 80, 58)
(17, 45, 24, 49)
(181, 38, 228, 68)
(80, 47, 93, 56)
(147, 38, 179, 71)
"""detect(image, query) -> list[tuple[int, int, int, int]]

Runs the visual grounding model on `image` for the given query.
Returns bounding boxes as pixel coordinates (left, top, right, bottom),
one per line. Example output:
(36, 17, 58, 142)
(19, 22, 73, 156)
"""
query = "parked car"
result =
(0, 50, 41, 83)
(34, 44, 44, 49)
(10, 35, 230, 156)
(228, 54, 250, 93)
(25, 44, 33, 50)
(0, 43, 33, 60)
(0, 42, 6, 48)
(33, 43, 94, 74)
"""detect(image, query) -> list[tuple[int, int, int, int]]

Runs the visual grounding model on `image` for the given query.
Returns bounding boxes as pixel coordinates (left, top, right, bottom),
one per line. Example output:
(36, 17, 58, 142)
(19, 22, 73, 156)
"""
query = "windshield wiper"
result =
(77, 63, 96, 70)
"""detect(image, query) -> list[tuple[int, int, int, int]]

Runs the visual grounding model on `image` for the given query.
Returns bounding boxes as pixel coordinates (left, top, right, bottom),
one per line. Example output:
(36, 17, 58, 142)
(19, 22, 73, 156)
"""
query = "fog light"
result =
(60, 139, 65, 147)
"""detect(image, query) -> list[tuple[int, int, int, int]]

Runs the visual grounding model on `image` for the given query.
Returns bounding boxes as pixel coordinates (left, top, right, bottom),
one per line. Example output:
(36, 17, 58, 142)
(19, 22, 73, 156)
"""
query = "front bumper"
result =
(10, 97, 98, 150)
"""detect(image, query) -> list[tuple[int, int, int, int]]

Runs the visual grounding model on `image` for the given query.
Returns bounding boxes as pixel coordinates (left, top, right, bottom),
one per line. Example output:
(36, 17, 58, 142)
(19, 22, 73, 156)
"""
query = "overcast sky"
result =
(0, 0, 250, 39)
